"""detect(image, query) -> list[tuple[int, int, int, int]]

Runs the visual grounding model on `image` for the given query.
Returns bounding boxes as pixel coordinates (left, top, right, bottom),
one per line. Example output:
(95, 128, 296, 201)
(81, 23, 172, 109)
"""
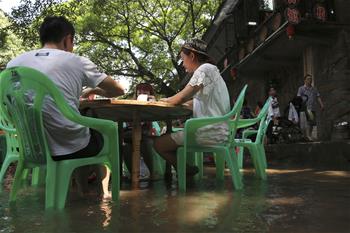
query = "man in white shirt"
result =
(7, 16, 124, 195)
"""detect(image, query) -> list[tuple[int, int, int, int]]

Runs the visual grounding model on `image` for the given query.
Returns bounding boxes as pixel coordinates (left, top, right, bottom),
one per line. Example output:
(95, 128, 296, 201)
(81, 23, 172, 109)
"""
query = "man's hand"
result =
(81, 87, 94, 98)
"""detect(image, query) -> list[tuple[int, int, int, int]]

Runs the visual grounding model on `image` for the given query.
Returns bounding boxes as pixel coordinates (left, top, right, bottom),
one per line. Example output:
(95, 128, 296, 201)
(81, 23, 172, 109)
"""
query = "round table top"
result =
(80, 99, 192, 122)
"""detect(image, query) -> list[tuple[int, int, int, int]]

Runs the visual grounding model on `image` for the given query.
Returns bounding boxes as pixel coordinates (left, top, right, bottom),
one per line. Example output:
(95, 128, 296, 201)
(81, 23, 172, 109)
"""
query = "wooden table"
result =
(80, 99, 192, 188)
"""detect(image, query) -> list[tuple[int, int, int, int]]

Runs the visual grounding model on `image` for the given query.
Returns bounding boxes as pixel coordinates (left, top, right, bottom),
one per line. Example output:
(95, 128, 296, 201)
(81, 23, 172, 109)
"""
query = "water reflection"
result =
(0, 166, 349, 233)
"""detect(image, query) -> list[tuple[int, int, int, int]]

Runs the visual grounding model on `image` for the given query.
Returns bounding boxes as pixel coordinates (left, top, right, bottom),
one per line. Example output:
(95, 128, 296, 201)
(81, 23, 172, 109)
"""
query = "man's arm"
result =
(162, 85, 202, 105)
(82, 76, 125, 98)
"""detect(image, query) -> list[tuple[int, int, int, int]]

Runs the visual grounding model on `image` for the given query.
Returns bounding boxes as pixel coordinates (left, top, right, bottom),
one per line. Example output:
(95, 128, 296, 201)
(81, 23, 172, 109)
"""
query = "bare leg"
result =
(154, 135, 198, 176)
(100, 165, 111, 198)
(154, 134, 178, 166)
(306, 125, 313, 141)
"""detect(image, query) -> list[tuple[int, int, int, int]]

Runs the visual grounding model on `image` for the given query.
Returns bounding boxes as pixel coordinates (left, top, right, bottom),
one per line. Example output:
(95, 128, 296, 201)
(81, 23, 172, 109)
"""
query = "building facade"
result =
(203, 0, 350, 140)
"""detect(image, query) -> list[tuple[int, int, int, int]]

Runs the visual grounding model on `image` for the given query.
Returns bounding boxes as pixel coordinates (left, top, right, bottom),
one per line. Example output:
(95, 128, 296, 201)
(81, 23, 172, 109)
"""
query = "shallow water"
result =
(1, 166, 350, 233)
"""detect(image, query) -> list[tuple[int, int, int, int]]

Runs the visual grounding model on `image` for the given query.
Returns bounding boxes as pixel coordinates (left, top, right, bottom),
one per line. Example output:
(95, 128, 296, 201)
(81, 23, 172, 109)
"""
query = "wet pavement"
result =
(0, 165, 350, 233)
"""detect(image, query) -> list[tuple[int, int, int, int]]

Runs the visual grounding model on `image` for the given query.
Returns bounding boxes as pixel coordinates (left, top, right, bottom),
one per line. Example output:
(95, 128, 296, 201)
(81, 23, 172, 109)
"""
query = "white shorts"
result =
(169, 122, 229, 146)
(170, 131, 184, 145)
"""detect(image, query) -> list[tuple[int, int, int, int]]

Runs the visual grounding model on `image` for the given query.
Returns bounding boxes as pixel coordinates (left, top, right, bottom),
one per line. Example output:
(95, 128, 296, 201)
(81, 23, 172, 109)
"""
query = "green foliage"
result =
(8, 0, 221, 95)
(0, 10, 25, 70)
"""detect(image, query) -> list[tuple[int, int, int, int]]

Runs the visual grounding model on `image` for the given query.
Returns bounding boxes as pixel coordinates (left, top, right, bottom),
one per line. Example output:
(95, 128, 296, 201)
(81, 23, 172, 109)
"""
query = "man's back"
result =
(7, 48, 107, 156)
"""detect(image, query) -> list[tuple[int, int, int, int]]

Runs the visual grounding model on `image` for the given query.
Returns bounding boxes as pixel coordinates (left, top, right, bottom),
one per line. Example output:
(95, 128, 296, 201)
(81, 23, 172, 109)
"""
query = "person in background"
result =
(297, 74, 324, 141)
(266, 87, 280, 143)
(285, 96, 303, 125)
(7, 16, 125, 198)
(254, 101, 263, 116)
(241, 99, 254, 119)
(154, 39, 231, 176)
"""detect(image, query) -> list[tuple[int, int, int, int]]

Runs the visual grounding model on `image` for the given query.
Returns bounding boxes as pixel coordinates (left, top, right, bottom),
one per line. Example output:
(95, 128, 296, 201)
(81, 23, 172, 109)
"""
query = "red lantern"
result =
(285, 0, 300, 5)
(314, 3, 327, 21)
(230, 68, 237, 80)
(284, 7, 301, 24)
(286, 24, 295, 39)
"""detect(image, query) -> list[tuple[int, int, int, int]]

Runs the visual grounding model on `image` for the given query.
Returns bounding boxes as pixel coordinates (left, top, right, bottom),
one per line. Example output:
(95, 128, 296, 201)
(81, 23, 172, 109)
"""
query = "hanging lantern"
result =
(230, 68, 238, 80)
(284, 7, 301, 24)
(286, 24, 295, 39)
(313, 3, 327, 22)
(285, 0, 300, 5)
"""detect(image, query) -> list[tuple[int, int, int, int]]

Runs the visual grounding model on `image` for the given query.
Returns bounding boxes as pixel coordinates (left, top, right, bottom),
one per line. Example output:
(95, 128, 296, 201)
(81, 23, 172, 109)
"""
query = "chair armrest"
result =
(55, 102, 118, 137)
(184, 115, 227, 134)
(242, 130, 258, 139)
(0, 124, 16, 133)
(235, 118, 260, 129)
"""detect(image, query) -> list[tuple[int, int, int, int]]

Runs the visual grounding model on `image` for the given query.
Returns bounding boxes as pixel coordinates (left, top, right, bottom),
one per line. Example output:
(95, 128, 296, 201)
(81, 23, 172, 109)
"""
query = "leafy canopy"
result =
(8, 0, 221, 95)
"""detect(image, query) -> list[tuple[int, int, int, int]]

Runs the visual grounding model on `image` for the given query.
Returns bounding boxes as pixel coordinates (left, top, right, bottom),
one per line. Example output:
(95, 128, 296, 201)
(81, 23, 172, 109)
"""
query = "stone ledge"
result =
(265, 140, 350, 170)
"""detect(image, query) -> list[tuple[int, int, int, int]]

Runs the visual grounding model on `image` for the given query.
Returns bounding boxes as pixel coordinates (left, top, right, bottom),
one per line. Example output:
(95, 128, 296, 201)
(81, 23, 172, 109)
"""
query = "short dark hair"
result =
(304, 74, 312, 80)
(39, 16, 75, 46)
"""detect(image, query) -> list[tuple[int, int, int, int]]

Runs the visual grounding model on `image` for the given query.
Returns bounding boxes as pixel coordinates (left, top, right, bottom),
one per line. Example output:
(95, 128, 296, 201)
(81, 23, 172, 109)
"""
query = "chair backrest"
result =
(255, 98, 271, 144)
(0, 115, 20, 157)
(226, 85, 248, 146)
(0, 66, 81, 165)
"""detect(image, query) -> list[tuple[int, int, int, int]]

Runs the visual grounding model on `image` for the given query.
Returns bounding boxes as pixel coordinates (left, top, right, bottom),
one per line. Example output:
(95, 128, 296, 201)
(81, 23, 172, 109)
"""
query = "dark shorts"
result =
(306, 111, 317, 126)
(52, 129, 104, 161)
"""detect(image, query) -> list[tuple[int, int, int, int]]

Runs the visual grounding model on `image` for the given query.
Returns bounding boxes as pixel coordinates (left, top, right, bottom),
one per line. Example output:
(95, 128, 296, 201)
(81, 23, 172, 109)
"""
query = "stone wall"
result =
(313, 30, 350, 140)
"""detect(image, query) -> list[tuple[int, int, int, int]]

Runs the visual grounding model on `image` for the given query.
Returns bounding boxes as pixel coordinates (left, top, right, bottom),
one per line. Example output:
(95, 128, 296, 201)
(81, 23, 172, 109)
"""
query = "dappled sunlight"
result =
(268, 197, 304, 206)
(266, 168, 314, 175)
(176, 192, 232, 224)
(314, 171, 350, 178)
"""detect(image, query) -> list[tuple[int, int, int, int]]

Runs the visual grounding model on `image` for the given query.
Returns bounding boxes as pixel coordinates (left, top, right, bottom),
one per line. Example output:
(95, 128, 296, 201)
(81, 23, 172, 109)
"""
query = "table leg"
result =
(165, 120, 173, 179)
(131, 113, 141, 189)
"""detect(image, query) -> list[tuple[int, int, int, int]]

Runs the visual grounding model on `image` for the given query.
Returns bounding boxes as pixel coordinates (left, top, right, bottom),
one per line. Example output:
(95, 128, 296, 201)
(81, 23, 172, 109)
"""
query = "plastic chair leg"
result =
(237, 146, 244, 169)
(259, 145, 268, 169)
(9, 161, 25, 203)
(45, 163, 57, 209)
(31, 167, 46, 186)
(195, 152, 203, 179)
(251, 147, 266, 180)
(54, 166, 73, 209)
(256, 146, 267, 180)
(176, 148, 186, 192)
(225, 149, 243, 190)
(215, 152, 225, 181)
(0, 155, 17, 183)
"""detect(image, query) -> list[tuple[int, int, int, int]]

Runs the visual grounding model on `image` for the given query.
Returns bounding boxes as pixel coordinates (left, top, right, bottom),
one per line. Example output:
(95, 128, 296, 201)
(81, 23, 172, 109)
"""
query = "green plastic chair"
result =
(0, 66, 120, 209)
(0, 110, 44, 185)
(176, 85, 248, 191)
(0, 120, 19, 183)
(235, 98, 271, 180)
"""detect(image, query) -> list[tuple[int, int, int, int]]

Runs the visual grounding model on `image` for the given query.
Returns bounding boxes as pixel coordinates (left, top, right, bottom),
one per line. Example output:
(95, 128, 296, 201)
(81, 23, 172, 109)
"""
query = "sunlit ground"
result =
(1, 165, 350, 233)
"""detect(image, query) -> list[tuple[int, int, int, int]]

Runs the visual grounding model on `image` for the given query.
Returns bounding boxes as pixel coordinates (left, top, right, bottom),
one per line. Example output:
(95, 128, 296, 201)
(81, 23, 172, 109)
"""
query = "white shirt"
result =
(188, 63, 230, 145)
(268, 96, 280, 120)
(7, 48, 107, 156)
(288, 102, 299, 123)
